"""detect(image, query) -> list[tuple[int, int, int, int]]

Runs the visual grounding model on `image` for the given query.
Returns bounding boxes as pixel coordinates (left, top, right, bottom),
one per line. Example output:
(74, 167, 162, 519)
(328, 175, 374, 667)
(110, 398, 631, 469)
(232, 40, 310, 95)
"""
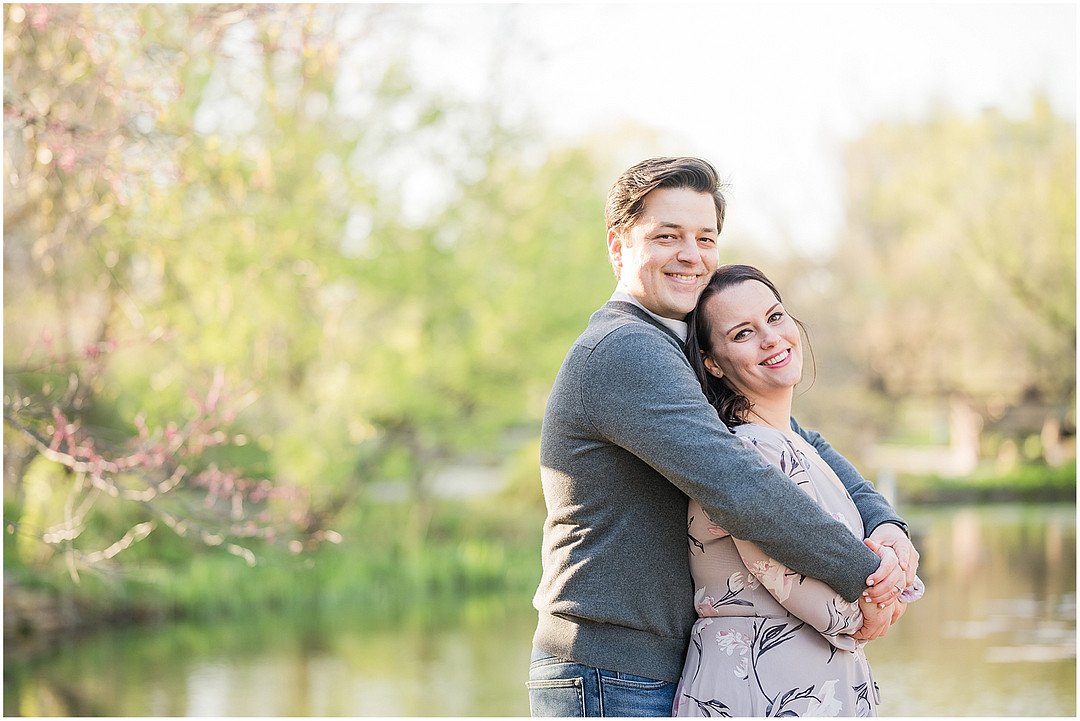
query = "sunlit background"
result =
(3, 3, 1075, 716)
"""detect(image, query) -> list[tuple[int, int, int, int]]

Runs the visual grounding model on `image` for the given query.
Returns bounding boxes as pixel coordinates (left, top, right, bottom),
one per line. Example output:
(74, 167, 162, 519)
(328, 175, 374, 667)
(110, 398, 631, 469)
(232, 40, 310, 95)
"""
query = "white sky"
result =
(405, 2, 1076, 253)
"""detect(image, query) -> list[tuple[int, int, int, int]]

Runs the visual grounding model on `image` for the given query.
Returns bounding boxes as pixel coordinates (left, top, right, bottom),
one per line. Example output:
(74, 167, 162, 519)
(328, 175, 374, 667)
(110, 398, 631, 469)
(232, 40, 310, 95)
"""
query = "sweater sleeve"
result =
(580, 327, 879, 602)
(790, 417, 909, 537)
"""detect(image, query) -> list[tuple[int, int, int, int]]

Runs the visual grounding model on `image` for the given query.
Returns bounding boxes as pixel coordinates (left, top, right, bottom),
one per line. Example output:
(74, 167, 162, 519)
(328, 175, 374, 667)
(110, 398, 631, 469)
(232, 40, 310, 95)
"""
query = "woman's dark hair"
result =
(684, 264, 814, 427)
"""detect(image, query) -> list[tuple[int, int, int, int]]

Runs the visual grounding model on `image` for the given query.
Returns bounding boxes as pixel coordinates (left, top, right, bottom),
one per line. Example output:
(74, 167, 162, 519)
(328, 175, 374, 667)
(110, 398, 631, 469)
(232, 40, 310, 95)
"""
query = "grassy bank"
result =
(896, 461, 1076, 504)
(4, 497, 545, 651)
(6, 461, 1074, 653)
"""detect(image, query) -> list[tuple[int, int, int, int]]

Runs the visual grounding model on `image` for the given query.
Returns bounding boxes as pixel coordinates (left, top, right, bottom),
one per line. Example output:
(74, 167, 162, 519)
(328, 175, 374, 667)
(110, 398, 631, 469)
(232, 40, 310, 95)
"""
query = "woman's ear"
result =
(703, 356, 723, 379)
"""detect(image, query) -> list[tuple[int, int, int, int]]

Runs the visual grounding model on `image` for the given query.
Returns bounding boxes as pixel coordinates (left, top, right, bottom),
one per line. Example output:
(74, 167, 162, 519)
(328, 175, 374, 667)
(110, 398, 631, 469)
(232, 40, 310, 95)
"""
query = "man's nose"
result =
(676, 238, 702, 264)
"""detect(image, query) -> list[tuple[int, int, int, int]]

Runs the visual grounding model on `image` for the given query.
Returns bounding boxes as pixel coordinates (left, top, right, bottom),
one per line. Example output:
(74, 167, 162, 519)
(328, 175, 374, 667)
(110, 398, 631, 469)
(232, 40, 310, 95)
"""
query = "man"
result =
(528, 157, 918, 717)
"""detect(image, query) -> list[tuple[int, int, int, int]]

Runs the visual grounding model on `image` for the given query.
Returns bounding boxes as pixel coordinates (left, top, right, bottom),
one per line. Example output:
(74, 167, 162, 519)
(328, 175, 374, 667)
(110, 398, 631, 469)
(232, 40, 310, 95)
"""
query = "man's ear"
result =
(607, 229, 623, 275)
(703, 356, 723, 379)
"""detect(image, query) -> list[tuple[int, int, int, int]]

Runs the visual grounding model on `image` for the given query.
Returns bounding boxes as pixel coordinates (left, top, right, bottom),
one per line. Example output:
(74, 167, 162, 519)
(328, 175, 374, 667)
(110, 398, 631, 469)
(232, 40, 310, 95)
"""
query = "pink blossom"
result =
(57, 146, 78, 173)
(30, 5, 49, 30)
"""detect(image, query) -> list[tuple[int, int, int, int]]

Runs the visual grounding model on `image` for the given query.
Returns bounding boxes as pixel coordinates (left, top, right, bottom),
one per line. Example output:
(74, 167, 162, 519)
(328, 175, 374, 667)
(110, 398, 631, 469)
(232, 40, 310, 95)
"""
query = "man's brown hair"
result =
(604, 157, 727, 236)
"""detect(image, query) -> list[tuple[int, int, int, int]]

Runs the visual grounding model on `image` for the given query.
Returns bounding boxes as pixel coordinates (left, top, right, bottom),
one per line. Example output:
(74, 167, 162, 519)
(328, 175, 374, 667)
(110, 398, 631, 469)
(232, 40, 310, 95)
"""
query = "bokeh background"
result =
(3, 3, 1075, 716)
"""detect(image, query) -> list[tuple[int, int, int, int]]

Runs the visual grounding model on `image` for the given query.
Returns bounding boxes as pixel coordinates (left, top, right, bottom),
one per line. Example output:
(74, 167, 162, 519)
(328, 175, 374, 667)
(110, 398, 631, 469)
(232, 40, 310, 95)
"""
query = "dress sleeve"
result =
(731, 535, 862, 651)
(729, 433, 863, 650)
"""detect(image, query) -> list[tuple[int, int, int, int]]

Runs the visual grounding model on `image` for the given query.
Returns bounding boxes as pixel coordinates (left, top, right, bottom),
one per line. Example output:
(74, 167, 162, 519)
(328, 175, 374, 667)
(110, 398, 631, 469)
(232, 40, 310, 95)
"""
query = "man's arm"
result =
(792, 418, 920, 592)
(581, 328, 879, 602)
(790, 417, 906, 536)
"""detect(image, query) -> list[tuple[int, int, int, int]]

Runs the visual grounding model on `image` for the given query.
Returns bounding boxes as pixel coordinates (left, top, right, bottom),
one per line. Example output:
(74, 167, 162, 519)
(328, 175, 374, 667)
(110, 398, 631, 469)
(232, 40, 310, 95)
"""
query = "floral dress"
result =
(673, 423, 912, 718)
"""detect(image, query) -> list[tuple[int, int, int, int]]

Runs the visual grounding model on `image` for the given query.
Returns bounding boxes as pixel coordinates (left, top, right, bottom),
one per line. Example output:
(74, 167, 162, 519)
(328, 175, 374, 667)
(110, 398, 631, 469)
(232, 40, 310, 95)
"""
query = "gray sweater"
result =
(532, 301, 906, 683)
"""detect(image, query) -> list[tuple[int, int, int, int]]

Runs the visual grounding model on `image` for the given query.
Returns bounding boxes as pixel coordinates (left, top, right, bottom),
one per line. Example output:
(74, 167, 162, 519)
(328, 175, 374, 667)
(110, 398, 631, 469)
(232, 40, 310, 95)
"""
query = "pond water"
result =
(4, 502, 1075, 716)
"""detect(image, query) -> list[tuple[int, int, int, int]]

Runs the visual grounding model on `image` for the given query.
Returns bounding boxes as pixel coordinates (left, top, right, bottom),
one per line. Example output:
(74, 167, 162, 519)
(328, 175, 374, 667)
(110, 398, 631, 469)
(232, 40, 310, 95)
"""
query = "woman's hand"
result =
(890, 599, 908, 624)
(854, 593, 909, 640)
(853, 596, 896, 640)
(862, 538, 906, 606)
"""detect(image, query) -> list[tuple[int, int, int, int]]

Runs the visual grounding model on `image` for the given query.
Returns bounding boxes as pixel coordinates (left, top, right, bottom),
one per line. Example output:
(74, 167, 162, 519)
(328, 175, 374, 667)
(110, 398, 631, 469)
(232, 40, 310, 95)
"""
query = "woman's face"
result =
(702, 279, 803, 403)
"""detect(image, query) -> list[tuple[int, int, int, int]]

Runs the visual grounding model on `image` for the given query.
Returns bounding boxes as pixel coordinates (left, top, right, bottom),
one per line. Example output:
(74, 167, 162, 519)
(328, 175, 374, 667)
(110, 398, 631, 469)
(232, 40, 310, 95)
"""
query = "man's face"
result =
(608, 187, 720, 320)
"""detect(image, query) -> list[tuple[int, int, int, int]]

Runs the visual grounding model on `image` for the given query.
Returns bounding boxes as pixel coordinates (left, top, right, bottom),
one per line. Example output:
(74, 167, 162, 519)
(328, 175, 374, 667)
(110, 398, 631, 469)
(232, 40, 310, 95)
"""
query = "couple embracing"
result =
(528, 157, 923, 717)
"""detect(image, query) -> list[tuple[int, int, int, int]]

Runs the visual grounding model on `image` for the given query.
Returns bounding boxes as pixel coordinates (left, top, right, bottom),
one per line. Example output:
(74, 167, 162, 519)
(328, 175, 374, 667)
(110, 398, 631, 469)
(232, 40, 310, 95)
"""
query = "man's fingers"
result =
(886, 543, 917, 586)
(869, 526, 922, 587)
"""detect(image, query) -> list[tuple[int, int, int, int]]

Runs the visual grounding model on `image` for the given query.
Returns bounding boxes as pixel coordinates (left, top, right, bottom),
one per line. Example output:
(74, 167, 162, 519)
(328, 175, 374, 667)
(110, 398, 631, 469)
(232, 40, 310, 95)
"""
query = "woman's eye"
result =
(733, 329, 751, 341)
(769, 312, 784, 323)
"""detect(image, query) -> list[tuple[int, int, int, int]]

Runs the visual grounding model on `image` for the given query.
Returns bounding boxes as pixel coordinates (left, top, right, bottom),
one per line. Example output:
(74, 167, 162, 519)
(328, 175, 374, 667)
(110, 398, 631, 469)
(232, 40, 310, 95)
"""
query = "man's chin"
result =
(659, 305, 694, 321)
(634, 292, 694, 321)
(674, 296, 702, 319)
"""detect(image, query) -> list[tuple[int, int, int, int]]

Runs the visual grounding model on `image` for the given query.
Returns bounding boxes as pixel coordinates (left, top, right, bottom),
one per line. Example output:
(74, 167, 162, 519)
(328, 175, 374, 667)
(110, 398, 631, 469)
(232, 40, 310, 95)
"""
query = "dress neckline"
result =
(735, 422, 850, 496)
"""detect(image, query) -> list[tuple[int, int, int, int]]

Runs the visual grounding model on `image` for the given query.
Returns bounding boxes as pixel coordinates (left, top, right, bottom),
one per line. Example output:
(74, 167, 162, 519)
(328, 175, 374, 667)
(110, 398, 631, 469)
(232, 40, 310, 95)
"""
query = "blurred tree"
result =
(4, 3, 617, 584)
(821, 97, 1075, 466)
(4, 4, 329, 578)
(346, 145, 612, 534)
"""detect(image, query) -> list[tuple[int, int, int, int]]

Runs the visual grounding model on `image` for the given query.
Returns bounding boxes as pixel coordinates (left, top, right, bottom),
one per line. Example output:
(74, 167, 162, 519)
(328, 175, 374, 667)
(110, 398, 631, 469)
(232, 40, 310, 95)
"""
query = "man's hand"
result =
(869, 522, 920, 588)
(862, 538, 906, 606)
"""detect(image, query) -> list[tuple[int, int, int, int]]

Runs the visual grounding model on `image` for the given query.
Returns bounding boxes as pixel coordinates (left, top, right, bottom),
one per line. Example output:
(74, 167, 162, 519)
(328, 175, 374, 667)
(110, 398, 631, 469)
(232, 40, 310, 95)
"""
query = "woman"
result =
(673, 265, 923, 717)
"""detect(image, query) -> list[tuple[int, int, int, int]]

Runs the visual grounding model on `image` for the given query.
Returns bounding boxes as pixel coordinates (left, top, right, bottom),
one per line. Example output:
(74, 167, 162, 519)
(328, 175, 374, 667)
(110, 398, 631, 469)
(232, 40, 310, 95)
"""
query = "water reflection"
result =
(6, 599, 537, 716)
(868, 503, 1075, 716)
(4, 503, 1075, 716)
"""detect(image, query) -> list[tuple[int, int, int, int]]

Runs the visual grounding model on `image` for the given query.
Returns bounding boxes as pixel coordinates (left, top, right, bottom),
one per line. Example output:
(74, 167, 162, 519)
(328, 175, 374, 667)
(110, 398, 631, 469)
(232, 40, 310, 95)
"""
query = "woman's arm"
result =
(731, 532, 917, 644)
(723, 430, 921, 642)
(729, 534, 863, 650)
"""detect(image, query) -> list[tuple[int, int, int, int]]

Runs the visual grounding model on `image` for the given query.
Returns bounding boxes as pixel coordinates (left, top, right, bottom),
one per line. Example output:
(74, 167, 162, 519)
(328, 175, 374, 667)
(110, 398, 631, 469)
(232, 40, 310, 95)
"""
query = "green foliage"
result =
(897, 462, 1076, 504)
(833, 97, 1074, 404)
(783, 98, 1075, 460)
(12, 497, 544, 625)
(4, 4, 609, 597)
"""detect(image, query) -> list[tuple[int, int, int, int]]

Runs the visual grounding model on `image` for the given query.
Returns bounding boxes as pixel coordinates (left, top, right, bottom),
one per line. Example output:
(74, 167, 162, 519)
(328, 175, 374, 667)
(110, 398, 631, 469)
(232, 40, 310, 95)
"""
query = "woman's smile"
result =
(702, 279, 804, 404)
(760, 348, 792, 367)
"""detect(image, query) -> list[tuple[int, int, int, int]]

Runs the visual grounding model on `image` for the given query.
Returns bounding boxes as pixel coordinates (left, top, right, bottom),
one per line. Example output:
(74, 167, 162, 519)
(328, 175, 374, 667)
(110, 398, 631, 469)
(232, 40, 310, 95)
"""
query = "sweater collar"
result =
(609, 290, 689, 343)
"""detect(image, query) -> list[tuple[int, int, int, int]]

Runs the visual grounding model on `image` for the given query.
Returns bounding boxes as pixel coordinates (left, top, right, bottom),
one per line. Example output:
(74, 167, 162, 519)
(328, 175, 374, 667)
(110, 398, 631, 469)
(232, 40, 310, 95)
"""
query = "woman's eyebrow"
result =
(723, 303, 781, 335)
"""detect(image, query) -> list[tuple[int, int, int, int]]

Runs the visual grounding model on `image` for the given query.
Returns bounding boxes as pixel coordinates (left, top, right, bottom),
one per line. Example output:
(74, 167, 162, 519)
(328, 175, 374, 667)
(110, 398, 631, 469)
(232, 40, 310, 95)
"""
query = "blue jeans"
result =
(526, 647, 678, 717)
